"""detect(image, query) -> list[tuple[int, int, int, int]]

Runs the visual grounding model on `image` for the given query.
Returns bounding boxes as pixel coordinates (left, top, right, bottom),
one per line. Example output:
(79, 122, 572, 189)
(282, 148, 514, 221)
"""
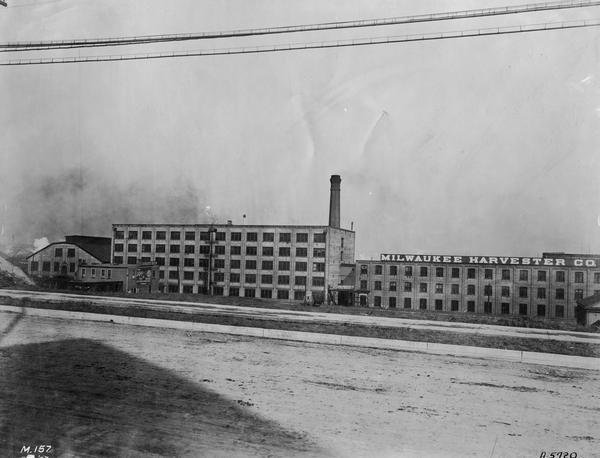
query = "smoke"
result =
(33, 237, 50, 252)
(4, 166, 217, 251)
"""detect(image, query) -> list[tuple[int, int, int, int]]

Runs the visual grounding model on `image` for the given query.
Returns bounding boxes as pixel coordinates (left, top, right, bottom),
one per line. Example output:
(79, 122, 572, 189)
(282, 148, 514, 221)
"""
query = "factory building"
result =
(355, 252, 600, 320)
(111, 175, 356, 304)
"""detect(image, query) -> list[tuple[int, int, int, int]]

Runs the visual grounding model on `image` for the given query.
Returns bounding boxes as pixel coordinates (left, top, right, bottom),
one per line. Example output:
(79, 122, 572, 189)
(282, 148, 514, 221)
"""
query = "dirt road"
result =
(1, 311, 598, 457)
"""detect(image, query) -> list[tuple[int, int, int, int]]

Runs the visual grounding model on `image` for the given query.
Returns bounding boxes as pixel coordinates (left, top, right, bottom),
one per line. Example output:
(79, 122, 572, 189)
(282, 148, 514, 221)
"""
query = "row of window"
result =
(162, 270, 325, 286)
(362, 265, 596, 283)
(364, 280, 588, 300)
(115, 230, 327, 243)
(369, 296, 565, 317)
(52, 248, 76, 258)
(80, 267, 112, 279)
(114, 244, 326, 258)
(30, 261, 76, 273)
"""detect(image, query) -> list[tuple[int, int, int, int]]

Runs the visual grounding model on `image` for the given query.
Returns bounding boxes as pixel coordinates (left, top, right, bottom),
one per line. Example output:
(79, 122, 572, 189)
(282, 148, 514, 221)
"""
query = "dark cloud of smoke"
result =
(4, 167, 215, 252)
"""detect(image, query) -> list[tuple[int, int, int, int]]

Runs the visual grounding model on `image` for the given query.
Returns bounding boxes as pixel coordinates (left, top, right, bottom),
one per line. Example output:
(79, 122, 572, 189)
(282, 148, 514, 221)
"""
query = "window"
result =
(360, 280, 368, 290)
(556, 271, 565, 282)
(575, 272, 584, 283)
(42, 261, 51, 272)
(245, 274, 256, 284)
(261, 289, 273, 299)
(230, 273, 240, 283)
(537, 304, 546, 317)
(375, 265, 383, 275)
(141, 257, 151, 263)
(295, 262, 307, 272)
(113, 256, 123, 264)
(313, 233, 326, 243)
(231, 232, 242, 241)
(435, 283, 444, 294)
(53, 261, 60, 272)
(278, 261, 290, 271)
(263, 232, 274, 242)
(313, 248, 326, 258)
(389, 281, 397, 292)
(555, 305, 564, 318)
(404, 282, 412, 292)
(405, 266, 413, 277)
(115, 230, 124, 239)
(261, 274, 273, 284)
(537, 288, 546, 299)
(295, 276, 306, 285)
(278, 275, 289, 285)
(501, 286, 510, 297)
(128, 231, 138, 239)
(198, 259, 208, 268)
(451, 284, 459, 295)
(435, 299, 443, 311)
(387, 265, 396, 276)
(451, 300, 459, 311)
(374, 296, 382, 307)
(246, 246, 257, 256)
(155, 244, 166, 253)
(128, 244, 138, 252)
(183, 271, 194, 281)
(296, 233, 308, 243)
(127, 257, 137, 265)
(467, 301, 475, 312)
(169, 258, 179, 267)
(537, 270, 547, 282)
(451, 268, 460, 278)
(246, 232, 257, 242)
(139, 230, 151, 240)
(404, 297, 412, 309)
(484, 285, 493, 296)
(419, 298, 427, 309)
(158, 271, 165, 279)
(502, 269, 510, 280)
(262, 246, 274, 256)
(169, 244, 180, 254)
(244, 288, 256, 297)
(230, 246, 241, 256)
(419, 283, 427, 293)
(294, 291, 306, 300)
(156, 231, 166, 240)
(141, 244, 151, 253)
(90, 268, 96, 277)
(484, 302, 492, 314)
(184, 245, 194, 254)
(374, 281, 382, 290)
(262, 260, 273, 270)
(216, 232, 225, 241)
(168, 271, 179, 280)
(519, 287, 528, 298)
(313, 262, 325, 272)
(169, 231, 180, 240)
(296, 247, 308, 257)
(154, 257, 164, 266)
(69, 262, 75, 272)
(107, 269, 112, 279)
(279, 233, 291, 243)
(184, 258, 194, 267)
(215, 245, 225, 255)
(389, 297, 397, 308)
(184, 231, 195, 241)
(312, 277, 325, 286)
(595, 272, 600, 284)
(555, 288, 564, 300)
(484, 269, 493, 279)
(214, 259, 225, 269)
(575, 289, 584, 300)
(360, 264, 368, 275)
(436, 267, 444, 277)
(467, 268, 476, 279)
(114, 243, 124, 252)
(54, 247, 63, 257)
(245, 260, 257, 270)
(501, 303, 510, 314)
(81, 267, 86, 277)
(230, 259, 241, 269)
(279, 247, 291, 257)
(420, 267, 428, 277)
(467, 284, 476, 295)
(519, 270, 528, 281)
(275, 290, 288, 300)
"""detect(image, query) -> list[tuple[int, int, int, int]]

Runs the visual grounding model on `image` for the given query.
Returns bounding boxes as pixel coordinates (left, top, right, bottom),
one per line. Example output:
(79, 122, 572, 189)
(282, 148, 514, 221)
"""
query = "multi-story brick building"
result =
(111, 175, 356, 304)
(355, 252, 600, 321)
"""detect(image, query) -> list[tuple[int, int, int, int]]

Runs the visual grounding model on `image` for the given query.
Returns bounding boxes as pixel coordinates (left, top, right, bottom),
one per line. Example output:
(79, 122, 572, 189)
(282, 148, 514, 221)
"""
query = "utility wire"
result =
(2, 19, 598, 66)
(1, 0, 600, 52)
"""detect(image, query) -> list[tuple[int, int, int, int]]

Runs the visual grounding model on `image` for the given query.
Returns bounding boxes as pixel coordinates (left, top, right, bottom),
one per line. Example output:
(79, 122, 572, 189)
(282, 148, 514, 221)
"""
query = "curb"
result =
(1, 305, 598, 371)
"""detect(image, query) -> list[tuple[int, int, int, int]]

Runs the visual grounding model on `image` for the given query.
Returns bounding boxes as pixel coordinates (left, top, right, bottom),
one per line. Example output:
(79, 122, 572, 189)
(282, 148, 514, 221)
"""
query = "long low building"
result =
(355, 252, 600, 320)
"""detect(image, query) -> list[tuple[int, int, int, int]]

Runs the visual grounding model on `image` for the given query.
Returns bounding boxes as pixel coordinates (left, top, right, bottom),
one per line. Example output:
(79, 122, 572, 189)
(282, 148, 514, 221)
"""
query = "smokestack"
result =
(328, 175, 341, 228)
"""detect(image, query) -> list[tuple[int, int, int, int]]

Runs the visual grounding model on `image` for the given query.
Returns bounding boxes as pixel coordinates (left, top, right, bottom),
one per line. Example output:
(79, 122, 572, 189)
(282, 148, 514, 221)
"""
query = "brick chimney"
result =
(328, 175, 341, 228)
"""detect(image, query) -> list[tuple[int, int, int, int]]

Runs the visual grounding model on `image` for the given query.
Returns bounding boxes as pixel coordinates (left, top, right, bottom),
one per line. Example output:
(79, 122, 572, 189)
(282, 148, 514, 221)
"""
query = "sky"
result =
(1, 0, 599, 259)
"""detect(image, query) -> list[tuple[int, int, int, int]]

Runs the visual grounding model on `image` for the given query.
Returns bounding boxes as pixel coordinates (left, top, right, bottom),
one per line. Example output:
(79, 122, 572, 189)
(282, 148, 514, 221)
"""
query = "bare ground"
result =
(0, 312, 599, 457)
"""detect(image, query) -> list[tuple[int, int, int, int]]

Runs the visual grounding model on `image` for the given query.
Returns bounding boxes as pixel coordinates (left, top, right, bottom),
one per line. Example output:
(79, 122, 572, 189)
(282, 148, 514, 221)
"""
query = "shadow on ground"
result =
(0, 338, 322, 457)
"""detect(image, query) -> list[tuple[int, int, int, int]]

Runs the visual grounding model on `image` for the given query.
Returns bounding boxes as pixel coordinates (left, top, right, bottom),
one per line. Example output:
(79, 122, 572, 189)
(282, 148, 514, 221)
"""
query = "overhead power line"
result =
(1, 0, 600, 52)
(2, 19, 598, 66)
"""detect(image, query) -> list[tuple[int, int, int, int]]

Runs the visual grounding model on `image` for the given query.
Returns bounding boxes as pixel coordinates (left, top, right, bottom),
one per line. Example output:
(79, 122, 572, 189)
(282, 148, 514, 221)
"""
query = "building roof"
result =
(26, 235, 111, 263)
(111, 223, 354, 233)
(577, 294, 600, 310)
